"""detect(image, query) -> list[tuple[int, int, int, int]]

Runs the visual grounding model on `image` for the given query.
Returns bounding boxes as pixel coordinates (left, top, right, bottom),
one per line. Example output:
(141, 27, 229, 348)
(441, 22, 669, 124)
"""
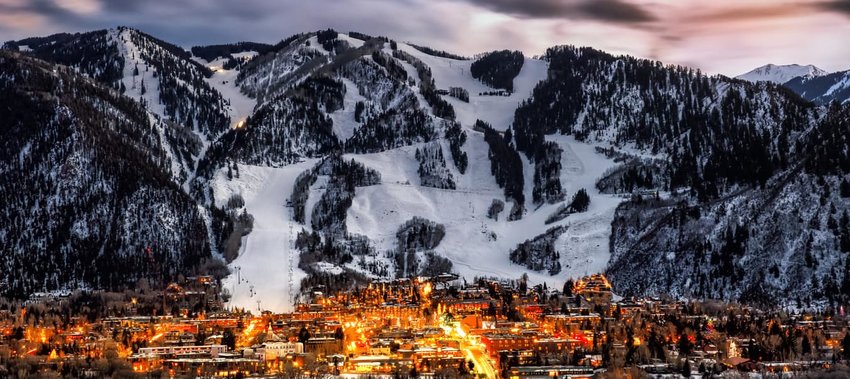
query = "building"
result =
(260, 342, 304, 360)
(509, 365, 598, 379)
(574, 274, 613, 304)
(305, 337, 343, 356)
(137, 345, 227, 358)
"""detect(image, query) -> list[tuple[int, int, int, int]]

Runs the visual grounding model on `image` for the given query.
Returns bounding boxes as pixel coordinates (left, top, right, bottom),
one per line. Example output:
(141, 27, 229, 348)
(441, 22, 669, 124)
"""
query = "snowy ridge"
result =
(785, 69, 850, 105)
(198, 55, 258, 129)
(394, 43, 548, 130)
(737, 63, 827, 84)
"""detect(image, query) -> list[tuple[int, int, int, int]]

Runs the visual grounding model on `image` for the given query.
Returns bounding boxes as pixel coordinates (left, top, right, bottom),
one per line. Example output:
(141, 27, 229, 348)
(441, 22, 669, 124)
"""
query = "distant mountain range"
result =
(737, 63, 850, 105)
(2, 27, 850, 310)
(736, 64, 827, 84)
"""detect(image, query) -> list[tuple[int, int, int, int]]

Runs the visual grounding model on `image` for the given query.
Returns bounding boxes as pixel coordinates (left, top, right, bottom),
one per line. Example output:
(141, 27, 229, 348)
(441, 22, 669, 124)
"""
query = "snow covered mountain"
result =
(3, 28, 850, 310)
(784, 69, 850, 105)
(736, 63, 827, 84)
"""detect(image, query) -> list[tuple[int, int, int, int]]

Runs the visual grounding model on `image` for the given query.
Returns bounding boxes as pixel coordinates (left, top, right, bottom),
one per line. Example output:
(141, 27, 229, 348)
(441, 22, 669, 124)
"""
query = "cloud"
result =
(454, 0, 655, 24)
(0, 0, 847, 76)
(818, 0, 850, 16)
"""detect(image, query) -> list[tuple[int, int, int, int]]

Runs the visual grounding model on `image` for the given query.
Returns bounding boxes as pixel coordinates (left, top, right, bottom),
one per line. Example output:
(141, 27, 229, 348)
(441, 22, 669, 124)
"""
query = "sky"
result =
(0, 0, 848, 75)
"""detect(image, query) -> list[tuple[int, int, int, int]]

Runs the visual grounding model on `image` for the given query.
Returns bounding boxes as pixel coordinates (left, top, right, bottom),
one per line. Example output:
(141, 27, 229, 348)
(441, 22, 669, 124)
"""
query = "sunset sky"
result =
(0, 0, 848, 75)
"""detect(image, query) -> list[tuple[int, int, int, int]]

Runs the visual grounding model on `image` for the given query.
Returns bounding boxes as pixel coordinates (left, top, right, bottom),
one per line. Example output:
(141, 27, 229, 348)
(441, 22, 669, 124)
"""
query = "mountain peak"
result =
(736, 63, 828, 84)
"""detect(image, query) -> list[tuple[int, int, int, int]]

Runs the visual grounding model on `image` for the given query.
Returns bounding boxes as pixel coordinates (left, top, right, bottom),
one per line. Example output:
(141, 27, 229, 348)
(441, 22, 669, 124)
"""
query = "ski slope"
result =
(215, 160, 317, 313)
(198, 55, 258, 129)
(329, 77, 368, 140)
(215, 39, 624, 311)
(736, 63, 827, 84)
(346, 133, 621, 290)
(395, 43, 548, 131)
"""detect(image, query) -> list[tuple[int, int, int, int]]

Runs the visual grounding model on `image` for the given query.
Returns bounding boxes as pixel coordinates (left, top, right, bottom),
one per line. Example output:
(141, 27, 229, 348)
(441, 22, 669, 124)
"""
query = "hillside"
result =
(2, 28, 850, 310)
(0, 51, 230, 297)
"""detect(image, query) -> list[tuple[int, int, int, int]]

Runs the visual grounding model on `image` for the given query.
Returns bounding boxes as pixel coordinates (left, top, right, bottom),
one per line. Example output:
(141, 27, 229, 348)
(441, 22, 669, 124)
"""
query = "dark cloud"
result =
(456, 0, 655, 24)
(99, 0, 269, 21)
(818, 0, 850, 16)
(2, 0, 73, 19)
(577, 0, 656, 24)
(0, 0, 847, 76)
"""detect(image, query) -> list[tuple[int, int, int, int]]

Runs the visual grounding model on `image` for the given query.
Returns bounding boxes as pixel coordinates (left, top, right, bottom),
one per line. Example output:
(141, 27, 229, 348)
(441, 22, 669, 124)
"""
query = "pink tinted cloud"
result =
(0, 0, 846, 75)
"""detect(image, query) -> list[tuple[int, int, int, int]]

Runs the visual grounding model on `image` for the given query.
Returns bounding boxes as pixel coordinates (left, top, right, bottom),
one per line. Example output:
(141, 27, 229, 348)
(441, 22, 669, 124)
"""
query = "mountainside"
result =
(736, 63, 827, 84)
(0, 51, 229, 297)
(3, 27, 850, 309)
(507, 46, 850, 306)
(785, 69, 850, 105)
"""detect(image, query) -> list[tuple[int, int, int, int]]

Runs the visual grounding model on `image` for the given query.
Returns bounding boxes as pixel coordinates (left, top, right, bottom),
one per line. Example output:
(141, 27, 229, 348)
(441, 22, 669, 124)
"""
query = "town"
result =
(1, 273, 850, 378)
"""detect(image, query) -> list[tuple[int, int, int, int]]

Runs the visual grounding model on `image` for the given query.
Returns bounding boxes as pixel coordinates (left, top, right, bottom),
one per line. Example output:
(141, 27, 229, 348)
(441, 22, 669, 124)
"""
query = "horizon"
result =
(7, 24, 846, 79)
(0, 0, 848, 76)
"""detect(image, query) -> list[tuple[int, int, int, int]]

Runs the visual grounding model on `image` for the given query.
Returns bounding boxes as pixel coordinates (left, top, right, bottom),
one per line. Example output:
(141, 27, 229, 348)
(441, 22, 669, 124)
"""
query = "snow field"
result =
(394, 43, 548, 130)
(215, 160, 318, 313)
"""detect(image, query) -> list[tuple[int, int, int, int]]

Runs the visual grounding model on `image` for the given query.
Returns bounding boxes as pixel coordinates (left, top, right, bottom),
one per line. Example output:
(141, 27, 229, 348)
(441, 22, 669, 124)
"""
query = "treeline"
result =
(479, 120, 525, 220)
(292, 75, 346, 113)
(344, 108, 436, 153)
(317, 29, 339, 52)
(408, 43, 469, 60)
(416, 142, 456, 189)
(371, 51, 408, 83)
(396, 217, 446, 252)
(392, 49, 456, 120)
(804, 103, 850, 176)
(509, 226, 565, 275)
(394, 250, 453, 278)
(444, 121, 469, 174)
(545, 188, 590, 224)
(596, 159, 663, 194)
(197, 77, 342, 177)
(125, 29, 231, 138)
(310, 156, 381, 236)
(471, 50, 524, 92)
(291, 168, 319, 224)
(190, 41, 274, 61)
(532, 141, 564, 204)
(3, 30, 125, 84)
(393, 217, 451, 279)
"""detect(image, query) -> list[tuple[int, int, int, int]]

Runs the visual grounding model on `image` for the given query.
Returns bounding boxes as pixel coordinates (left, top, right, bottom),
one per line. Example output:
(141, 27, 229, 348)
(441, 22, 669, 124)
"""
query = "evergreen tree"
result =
(569, 188, 591, 212)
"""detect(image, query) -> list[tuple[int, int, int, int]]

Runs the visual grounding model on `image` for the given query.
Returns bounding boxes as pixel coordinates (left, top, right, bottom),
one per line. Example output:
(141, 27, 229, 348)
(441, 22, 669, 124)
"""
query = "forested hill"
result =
(0, 51, 229, 297)
(503, 45, 850, 306)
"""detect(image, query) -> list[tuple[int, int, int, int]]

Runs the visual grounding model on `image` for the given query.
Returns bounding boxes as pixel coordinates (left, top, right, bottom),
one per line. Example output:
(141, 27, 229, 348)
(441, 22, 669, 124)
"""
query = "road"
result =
(463, 343, 498, 378)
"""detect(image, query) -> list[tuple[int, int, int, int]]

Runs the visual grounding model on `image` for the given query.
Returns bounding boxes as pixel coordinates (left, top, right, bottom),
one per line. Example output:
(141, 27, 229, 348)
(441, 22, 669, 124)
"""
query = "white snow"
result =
(329, 78, 368, 140)
(546, 135, 622, 279)
(394, 43, 548, 131)
(215, 160, 318, 313)
(825, 72, 850, 98)
(203, 56, 258, 129)
(736, 64, 828, 84)
(338, 33, 365, 49)
(216, 39, 625, 311)
(109, 29, 187, 181)
(111, 28, 167, 118)
(231, 51, 259, 60)
(345, 134, 622, 290)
